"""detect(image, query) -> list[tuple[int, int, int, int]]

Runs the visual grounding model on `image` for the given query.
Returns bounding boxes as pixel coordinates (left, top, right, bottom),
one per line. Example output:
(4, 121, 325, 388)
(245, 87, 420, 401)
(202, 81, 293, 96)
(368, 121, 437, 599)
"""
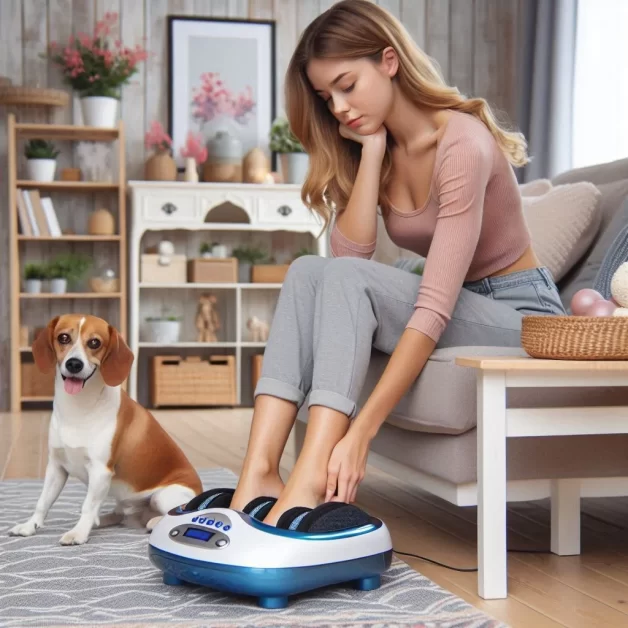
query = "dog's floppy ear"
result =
(32, 316, 60, 373)
(100, 325, 134, 387)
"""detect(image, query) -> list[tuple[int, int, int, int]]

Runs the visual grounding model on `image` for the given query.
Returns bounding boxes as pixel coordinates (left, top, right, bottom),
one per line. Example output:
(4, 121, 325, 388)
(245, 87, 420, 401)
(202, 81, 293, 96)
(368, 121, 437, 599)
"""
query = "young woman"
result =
(229, 0, 566, 526)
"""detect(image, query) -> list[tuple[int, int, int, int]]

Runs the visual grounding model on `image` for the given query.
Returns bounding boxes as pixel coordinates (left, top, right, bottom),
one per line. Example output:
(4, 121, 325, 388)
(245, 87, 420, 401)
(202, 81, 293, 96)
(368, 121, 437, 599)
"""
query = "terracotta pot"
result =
(145, 149, 177, 181)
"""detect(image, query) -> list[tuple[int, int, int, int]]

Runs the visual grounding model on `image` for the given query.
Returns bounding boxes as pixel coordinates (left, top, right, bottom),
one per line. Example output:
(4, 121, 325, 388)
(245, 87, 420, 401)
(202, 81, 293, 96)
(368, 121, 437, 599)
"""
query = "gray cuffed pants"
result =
(253, 255, 565, 419)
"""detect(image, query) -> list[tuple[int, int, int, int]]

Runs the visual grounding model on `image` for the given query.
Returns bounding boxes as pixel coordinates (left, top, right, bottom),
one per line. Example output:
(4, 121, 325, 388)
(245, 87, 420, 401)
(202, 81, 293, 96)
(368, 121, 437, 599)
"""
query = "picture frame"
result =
(168, 15, 276, 170)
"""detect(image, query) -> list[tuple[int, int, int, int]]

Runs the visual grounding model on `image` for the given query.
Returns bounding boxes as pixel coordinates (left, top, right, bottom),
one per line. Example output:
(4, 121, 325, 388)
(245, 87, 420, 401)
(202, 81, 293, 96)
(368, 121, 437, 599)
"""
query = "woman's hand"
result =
(325, 426, 373, 504)
(339, 123, 387, 155)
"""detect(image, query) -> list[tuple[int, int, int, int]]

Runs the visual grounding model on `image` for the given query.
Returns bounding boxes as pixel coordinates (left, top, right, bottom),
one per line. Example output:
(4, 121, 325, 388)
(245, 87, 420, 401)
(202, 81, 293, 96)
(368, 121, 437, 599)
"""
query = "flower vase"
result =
(202, 118, 243, 183)
(145, 149, 177, 181)
(184, 157, 199, 182)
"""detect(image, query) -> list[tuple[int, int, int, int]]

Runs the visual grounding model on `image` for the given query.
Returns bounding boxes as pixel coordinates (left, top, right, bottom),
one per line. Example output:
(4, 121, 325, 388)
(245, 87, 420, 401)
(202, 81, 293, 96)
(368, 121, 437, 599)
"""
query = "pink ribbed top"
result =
(330, 110, 532, 342)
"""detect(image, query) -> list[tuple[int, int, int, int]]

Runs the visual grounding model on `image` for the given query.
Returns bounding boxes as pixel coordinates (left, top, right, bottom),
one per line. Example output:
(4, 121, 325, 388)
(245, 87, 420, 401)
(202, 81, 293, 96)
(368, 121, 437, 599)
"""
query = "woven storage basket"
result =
(521, 315, 628, 360)
(151, 355, 236, 407)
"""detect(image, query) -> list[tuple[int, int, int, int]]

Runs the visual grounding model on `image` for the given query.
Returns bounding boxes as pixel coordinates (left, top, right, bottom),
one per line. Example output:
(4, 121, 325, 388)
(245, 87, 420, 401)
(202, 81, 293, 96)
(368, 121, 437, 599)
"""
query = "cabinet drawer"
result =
(142, 195, 197, 222)
(256, 196, 319, 226)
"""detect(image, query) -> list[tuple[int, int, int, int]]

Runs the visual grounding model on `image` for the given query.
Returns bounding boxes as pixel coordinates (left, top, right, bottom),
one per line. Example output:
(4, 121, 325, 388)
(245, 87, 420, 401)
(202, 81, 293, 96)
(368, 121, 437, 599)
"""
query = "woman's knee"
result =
(322, 256, 370, 282)
(284, 254, 329, 284)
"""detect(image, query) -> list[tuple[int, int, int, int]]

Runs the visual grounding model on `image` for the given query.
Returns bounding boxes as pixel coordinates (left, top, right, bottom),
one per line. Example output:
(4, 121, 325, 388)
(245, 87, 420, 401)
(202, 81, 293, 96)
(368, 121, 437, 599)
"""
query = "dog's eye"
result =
(57, 333, 71, 344)
(87, 338, 101, 350)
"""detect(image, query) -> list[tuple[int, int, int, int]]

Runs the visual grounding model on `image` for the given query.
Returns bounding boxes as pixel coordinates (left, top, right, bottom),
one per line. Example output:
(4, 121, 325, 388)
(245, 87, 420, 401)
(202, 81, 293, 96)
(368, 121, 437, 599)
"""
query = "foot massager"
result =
(148, 488, 393, 608)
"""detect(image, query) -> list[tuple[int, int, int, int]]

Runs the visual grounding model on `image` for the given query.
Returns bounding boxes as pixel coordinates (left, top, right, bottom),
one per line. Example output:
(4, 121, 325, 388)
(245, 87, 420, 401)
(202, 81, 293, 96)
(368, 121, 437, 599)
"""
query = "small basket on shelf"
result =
(521, 315, 628, 360)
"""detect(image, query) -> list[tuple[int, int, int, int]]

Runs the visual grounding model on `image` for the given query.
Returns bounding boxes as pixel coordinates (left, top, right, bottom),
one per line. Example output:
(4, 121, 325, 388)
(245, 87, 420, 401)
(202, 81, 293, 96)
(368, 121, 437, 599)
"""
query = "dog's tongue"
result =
(64, 377, 83, 395)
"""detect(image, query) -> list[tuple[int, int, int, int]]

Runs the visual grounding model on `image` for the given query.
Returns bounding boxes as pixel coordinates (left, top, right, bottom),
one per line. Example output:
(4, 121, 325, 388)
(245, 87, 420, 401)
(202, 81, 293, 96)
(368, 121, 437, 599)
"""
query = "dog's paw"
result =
(9, 520, 39, 537)
(146, 516, 163, 532)
(59, 528, 89, 546)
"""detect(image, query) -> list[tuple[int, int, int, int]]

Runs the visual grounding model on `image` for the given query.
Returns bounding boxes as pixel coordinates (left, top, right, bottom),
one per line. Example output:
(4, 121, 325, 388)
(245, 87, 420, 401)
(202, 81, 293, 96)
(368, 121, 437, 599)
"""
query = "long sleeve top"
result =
(329, 110, 532, 343)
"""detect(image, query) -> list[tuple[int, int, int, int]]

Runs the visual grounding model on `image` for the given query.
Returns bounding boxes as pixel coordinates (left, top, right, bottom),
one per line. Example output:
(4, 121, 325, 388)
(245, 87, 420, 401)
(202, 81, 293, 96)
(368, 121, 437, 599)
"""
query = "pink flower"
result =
(191, 72, 256, 125)
(145, 120, 172, 152)
(180, 131, 208, 164)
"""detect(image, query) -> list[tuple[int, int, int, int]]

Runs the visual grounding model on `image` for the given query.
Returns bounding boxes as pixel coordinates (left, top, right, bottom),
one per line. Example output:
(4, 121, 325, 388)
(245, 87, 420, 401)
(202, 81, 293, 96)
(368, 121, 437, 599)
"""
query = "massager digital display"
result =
(148, 502, 393, 608)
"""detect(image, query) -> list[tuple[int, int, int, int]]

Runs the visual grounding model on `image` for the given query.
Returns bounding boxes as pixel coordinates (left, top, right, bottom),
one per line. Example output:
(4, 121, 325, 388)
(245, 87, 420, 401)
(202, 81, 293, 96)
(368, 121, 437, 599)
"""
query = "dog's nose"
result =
(65, 358, 84, 374)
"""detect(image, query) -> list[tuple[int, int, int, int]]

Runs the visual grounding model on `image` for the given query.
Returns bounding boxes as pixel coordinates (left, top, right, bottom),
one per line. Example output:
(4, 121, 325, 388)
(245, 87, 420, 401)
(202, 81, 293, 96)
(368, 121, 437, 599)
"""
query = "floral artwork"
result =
(168, 17, 275, 168)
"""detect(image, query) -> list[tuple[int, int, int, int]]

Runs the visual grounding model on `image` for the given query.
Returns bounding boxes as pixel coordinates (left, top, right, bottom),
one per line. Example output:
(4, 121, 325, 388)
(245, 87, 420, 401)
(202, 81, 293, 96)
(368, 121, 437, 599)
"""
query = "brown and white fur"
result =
(9, 314, 203, 545)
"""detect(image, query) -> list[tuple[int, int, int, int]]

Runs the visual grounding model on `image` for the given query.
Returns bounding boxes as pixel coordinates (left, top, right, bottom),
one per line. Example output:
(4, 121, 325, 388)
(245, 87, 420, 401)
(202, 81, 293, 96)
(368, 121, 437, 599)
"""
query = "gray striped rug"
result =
(0, 468, 506, 628)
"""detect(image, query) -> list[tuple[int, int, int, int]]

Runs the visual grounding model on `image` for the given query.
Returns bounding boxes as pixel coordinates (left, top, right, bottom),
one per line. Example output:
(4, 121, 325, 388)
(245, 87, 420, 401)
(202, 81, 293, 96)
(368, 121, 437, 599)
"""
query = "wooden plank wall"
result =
(0, 0, 522, 410)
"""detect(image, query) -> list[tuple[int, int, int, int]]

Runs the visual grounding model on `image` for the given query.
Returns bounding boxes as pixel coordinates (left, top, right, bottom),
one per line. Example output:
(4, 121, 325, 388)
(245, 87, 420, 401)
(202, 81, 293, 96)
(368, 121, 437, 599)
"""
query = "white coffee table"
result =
(455, 355, 628, 600)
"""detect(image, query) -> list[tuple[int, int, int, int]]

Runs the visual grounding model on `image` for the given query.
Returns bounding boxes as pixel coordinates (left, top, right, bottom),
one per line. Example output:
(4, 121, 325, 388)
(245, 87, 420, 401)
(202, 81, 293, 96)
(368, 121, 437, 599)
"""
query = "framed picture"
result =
(168, 15, 276, 169)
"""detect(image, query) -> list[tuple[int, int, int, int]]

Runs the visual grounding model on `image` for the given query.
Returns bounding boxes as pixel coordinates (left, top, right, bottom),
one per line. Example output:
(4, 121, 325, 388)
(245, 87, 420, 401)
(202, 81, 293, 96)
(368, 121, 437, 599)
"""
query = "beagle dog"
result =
(9, 314, 203, 546)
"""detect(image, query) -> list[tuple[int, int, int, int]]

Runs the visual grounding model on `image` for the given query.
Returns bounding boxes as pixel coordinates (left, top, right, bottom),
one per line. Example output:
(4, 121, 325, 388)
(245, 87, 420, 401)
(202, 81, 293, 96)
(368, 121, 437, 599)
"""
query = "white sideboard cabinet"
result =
(128, 181, 328, 407)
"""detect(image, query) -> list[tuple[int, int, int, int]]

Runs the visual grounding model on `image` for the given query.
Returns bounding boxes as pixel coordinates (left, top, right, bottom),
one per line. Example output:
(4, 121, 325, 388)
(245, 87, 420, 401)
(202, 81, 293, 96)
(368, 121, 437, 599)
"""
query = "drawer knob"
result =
(161, 202, 177, 215)
(277, 205, 292, 217)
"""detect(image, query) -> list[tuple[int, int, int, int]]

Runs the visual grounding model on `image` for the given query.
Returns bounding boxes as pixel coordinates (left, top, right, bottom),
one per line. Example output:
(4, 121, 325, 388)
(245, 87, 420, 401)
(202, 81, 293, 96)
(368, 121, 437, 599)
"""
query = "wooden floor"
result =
(3, 409, 628, 627)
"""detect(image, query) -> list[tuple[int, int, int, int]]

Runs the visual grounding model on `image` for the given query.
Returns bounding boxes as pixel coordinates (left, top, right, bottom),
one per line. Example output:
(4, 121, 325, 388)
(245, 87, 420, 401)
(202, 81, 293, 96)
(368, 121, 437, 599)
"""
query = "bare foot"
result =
(262, 465, 328, 527)
(230, 468, 285, 513)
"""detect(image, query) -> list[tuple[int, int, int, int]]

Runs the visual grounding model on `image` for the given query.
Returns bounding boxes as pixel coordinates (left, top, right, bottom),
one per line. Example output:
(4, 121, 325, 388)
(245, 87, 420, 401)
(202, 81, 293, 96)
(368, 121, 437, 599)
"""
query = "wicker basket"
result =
(521, 315, 628, 360)
(151, 355, 236, 407)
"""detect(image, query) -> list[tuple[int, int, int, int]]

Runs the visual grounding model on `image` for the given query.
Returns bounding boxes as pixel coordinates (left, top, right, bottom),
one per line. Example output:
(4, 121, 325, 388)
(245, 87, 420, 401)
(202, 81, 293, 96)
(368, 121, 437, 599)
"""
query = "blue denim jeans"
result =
(462, 266, 567, 316)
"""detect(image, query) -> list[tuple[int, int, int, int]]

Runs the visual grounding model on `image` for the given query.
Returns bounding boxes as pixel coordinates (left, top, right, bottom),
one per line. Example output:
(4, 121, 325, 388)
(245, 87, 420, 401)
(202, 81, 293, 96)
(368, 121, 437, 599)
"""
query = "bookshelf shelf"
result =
(15, 122, 119, 142)
(8, 114, 127, 411)
(16, 181, 119, 191)
(18, 235, 122, 242)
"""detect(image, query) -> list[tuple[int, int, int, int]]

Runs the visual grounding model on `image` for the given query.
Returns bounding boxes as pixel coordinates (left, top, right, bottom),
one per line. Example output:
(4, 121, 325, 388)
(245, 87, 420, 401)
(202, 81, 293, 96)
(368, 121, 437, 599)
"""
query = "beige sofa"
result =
(296, 156, 628, 506)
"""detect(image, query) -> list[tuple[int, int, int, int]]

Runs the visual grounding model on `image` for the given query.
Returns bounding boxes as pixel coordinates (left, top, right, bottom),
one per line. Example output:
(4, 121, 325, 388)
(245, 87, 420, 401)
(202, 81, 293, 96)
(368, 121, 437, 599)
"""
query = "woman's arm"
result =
(329, 125, 387, 257)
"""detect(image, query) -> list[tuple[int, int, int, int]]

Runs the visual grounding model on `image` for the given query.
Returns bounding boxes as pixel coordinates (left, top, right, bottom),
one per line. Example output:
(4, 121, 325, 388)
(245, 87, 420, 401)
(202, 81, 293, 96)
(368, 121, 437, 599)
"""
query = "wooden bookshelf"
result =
(7, 113, 127, 411)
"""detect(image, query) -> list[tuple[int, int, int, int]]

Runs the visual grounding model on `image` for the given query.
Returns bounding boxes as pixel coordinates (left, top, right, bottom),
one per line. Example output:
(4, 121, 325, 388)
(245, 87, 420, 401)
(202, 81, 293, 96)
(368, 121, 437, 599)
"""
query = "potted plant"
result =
(45, 11, 148, 128)
(24, 139, 60, 182)
(46, 253, 92, 293)
(144, 121, 177, 181)
(23, 262, 46, 294)
(269, 118, 308, 184)
(142, 315, 182, 344)
(233, 245, 268, 283)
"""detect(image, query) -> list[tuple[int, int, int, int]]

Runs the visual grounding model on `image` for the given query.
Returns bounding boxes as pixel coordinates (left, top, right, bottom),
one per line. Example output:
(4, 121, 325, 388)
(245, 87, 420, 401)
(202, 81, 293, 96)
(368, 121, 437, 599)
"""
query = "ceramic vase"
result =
(203, 128, 243, 183)
(280, 152, 309, 184)
(145, 149, 177, 181)
(26, 159, 56, 182)
(184, 157, 199, 182)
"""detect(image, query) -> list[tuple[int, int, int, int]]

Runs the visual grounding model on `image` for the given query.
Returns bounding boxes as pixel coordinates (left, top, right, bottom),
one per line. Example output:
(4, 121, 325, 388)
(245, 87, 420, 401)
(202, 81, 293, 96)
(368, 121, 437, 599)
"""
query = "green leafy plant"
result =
(232, 245, 268, 265)
(45, 253, 92, 287)
(145, 315, 181, 322)
(24, 139, 60, 160)
(269, 118, 304, 153)
(24, 262, 47, 280)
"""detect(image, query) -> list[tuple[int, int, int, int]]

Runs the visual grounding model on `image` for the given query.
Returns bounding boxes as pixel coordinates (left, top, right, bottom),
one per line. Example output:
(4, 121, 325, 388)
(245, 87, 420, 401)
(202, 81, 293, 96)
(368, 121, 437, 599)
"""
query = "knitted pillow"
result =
(593, 207, 628, 299)
(519, 178, 552, 197)
(522, 182, 602, 282)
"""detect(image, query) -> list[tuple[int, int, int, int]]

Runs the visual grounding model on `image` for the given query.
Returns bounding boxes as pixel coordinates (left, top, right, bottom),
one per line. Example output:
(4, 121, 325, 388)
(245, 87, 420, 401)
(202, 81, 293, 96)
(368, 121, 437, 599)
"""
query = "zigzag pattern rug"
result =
(0, 468, 506, 628)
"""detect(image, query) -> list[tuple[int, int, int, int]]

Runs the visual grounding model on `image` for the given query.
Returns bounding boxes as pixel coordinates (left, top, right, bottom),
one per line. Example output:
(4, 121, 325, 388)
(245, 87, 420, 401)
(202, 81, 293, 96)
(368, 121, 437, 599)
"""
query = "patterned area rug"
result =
(0, 468, 506, 628)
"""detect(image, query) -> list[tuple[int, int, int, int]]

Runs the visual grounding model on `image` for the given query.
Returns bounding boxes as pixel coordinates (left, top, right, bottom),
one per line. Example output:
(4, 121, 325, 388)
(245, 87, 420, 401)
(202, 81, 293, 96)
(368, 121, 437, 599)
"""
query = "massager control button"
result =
(191, 513, 232, 529)
(170, 530, 180, 537)
(216, 539, 228, 548)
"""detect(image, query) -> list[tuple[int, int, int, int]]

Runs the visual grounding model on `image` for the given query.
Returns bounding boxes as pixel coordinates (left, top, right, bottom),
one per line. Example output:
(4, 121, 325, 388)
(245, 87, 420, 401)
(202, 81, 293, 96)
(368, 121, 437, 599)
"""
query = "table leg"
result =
(477, 370, 507, 599)
(551, 479, 581, 555)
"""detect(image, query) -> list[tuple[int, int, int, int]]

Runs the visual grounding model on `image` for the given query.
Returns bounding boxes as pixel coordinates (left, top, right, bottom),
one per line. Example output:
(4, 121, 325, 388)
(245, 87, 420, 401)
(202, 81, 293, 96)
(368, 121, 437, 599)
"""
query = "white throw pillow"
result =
(519, 178, 553, 197)
(522, 182, 602, 282)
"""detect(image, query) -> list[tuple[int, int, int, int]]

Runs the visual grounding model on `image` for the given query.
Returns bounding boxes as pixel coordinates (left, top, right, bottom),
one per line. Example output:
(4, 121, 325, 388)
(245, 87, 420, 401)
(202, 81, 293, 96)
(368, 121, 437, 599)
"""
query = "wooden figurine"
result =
(196, 293, 221, 342)
(247, 315, 269, 342)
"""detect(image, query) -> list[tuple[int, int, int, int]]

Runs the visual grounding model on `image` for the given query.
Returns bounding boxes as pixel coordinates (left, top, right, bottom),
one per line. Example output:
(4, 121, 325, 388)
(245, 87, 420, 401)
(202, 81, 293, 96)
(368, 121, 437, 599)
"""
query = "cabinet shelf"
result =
(21, 396, 54, 402)
(17, 180, 119, 191)
(139, 282, 282, 289)
(139, 341, 238, 348)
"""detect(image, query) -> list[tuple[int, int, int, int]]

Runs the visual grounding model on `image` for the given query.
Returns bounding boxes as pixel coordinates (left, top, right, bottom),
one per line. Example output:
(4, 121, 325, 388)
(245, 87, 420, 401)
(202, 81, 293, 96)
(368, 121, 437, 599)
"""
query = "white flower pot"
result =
(26, 159, 56, 182)
(49, 278, 67, 294)
(142, 320, 181, 344)
(24, 279, 42, 294)
(80, 96, 118, 128)
(280, 152, 309, 184)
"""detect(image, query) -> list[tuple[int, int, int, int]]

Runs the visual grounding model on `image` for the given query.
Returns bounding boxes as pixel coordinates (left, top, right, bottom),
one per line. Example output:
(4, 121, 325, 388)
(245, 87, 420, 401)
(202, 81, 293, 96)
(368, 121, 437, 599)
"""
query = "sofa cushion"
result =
(519, 178, 552, 196)
(370, 422, 628, 485)
(559, 197, 628, 310)
(357, 346, 528, 435)
(522, 182, 602, 282)
(594, 207, 628, 300)
(552, 156, 628, 187)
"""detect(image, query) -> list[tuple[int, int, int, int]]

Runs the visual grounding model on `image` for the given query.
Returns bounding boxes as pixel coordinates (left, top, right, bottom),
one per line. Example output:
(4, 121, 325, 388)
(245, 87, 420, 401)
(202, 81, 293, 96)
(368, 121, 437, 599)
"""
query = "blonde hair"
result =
(285, 0, 529, 229)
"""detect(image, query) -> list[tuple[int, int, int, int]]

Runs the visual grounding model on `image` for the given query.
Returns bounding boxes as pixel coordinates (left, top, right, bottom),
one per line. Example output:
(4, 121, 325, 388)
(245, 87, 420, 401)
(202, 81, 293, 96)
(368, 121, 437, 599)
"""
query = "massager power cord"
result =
(392, 547, 550, 573)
